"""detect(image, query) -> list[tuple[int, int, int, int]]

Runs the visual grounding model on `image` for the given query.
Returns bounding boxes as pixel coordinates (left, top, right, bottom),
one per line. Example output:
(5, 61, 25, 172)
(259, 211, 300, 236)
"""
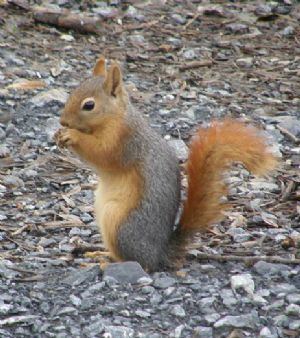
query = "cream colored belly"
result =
(94, 168, 142, 261)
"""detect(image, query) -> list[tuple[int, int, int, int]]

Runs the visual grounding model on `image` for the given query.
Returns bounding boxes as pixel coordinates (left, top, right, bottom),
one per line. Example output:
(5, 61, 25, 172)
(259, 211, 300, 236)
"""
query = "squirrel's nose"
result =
(60, 117, 69, 127)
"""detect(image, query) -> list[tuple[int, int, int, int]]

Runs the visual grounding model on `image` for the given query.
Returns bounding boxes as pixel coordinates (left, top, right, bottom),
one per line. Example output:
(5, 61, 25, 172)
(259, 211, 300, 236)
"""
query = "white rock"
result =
(30, 88, 68, 107)
(231, 273, 255, 296)
(168, 139, 188, 161)
(259, 326, 274, 338)
(236, 57, 253, 67)
(60, 34, 75, 42)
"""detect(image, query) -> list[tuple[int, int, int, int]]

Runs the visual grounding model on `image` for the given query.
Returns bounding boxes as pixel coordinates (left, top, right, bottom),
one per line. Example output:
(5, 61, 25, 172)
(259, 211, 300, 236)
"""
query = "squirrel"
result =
(55, 56, 277, 272)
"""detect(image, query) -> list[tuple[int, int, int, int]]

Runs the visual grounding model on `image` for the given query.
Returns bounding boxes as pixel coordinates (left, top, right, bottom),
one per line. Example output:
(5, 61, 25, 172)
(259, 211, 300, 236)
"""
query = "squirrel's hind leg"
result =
(84, 250, 111, 259)
(83, 251, 113, 270)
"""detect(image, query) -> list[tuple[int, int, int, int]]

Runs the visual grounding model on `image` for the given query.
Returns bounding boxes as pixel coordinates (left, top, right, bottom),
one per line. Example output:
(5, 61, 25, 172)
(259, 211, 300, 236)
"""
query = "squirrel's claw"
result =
(55, 128, 78, 148)
(54, 128, 63, 146)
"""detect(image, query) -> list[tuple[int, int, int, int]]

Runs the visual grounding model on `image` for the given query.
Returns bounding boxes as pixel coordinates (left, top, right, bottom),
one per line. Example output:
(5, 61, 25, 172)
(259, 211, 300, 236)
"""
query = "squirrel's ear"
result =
(103, 63, 122, 97)
(93, 56, 106, 77)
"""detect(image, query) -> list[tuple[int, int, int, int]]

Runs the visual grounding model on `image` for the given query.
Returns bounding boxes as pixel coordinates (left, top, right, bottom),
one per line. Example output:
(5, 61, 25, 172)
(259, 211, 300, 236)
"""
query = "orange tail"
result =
(180, 119, 277, 231)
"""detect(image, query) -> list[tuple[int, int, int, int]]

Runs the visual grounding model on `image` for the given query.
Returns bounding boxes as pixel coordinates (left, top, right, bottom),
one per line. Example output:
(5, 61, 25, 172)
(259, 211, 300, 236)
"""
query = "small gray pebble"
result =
(286, 293, 300, 304)
(214, 312, 259, 328)
(204, 313, 221, 324)
(193, 326, 213, 338)
(285, 304, 300, 316)
(69, 295, 81, 307)
(273, 314, 289, 327)
(0, 145, 9, 158)
(85, 282, 106, 294)
(220, 289, 238, 306)
(255, 4, 273, 17)
(62, 265, 100, 286)
(150, 293, 163, 305)
(56, 306, 77, 315)
(23, 169, 38, 178)
(38, 237, 56, 248)
(104, 325, 134, 338)
(280, 26, 294, 36)
(272, 283, 297, 295)
(289, 320, 300, 330)
(170, 304, 186, 318)
(135, 309, 151, 318)
(226, 23, 249, 34)
(0, 302, 13, 315)
(198, 297, 216, 314)
(171, 14, 186, 25)
(154, 277, 176, 289)
(0, 127, 5, 140)
(69, 228, 82, 236)
(83, 316, 104, 336)
(141, 286, 155, 295)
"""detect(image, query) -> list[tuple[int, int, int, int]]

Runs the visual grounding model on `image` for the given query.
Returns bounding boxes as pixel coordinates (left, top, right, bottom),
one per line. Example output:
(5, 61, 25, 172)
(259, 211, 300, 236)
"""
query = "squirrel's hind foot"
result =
(84, 250, 113, 270)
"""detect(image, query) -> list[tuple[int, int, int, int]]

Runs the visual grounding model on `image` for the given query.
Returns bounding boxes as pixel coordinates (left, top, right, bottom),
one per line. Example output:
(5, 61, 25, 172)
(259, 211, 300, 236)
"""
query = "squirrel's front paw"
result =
(55, 128, 79, 148)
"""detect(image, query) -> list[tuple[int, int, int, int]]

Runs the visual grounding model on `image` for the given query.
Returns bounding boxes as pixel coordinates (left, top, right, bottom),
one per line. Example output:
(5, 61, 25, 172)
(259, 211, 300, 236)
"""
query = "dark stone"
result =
(103, 261, 149, 284)
(61, 265, 100, 286)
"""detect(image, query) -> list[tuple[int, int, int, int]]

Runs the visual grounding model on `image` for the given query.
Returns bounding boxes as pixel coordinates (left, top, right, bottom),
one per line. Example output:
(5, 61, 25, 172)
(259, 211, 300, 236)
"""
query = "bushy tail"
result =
(179, 119, 277, 232)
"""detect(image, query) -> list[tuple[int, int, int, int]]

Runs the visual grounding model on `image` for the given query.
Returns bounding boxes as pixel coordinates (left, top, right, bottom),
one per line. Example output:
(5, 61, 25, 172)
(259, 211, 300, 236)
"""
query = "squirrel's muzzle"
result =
(60, 117, 69, 128)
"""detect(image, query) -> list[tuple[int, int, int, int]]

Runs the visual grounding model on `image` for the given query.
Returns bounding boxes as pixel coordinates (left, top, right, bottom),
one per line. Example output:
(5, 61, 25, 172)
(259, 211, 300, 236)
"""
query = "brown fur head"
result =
(60, 56, 128, 133)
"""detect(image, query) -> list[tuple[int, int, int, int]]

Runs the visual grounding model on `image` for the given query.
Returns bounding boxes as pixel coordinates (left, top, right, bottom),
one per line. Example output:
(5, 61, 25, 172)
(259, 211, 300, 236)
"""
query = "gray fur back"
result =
(117, 106, 181, 271)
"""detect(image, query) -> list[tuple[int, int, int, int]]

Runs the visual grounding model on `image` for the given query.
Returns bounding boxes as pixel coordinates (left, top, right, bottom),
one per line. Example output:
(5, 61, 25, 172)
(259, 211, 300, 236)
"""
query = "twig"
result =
(183, 12, 201, 30)
(281, 180, 296, 202)
(168, 80, 186, 108)
(11, 224, 31, 236)
(179, 60, 213, 71)
(0, 225, 17, 232)
(7, 1, 103, 34)
(8, 266, 41, 274)
(72, 244, 104, 255)
(195, 252, 300, 265)
(5, 236, 35, 251)
(13, 276, 45, 282)
(277, 125, 300, 144)
(43, 221, 89, 229)
(7, 0, 30, 10)
(0, 315, 40, 326)
(32, 7, 102, 34)
(122, 17, 163, 31)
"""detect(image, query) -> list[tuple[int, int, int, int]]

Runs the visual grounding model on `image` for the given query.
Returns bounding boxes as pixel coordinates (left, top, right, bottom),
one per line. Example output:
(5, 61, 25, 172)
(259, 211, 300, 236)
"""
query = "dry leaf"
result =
(64, 185, 81, 196)
(61, 179, 80, 185)
(261, 212, 278, 227)
(226, 329, 245, 338)
(61, 195, 75, 208)
(281, 237, 296, 249)
(59, 213, 83, 225)
(44, 220, 86, 228)
(229, 214, 246, 228)
(159, 44, 174, 52)
(7, 80, 46, 90)
(176, 270, 187, 278)
(241, 240, 260, 248)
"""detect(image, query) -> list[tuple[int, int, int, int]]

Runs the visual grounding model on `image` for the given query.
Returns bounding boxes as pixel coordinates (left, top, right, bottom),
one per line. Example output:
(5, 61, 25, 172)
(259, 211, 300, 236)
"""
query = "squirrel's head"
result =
(60, 56, 128, 133)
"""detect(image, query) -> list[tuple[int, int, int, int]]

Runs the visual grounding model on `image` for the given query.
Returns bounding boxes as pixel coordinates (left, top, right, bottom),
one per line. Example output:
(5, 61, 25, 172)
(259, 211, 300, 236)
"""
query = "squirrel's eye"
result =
(82, 100, 95, 111)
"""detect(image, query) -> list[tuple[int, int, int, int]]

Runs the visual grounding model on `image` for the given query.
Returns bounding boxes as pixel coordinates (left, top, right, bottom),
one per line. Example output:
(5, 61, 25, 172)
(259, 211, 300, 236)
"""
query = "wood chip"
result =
(7, 80, 46, 90)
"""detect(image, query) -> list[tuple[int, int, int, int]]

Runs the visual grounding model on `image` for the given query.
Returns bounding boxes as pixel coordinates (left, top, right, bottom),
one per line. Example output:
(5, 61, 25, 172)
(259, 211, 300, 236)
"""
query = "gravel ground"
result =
(0, 1, 300, 337)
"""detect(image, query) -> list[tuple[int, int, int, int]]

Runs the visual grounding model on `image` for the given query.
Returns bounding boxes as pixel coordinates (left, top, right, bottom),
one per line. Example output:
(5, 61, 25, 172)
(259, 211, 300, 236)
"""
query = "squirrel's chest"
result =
(94, 168, 143, 256)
